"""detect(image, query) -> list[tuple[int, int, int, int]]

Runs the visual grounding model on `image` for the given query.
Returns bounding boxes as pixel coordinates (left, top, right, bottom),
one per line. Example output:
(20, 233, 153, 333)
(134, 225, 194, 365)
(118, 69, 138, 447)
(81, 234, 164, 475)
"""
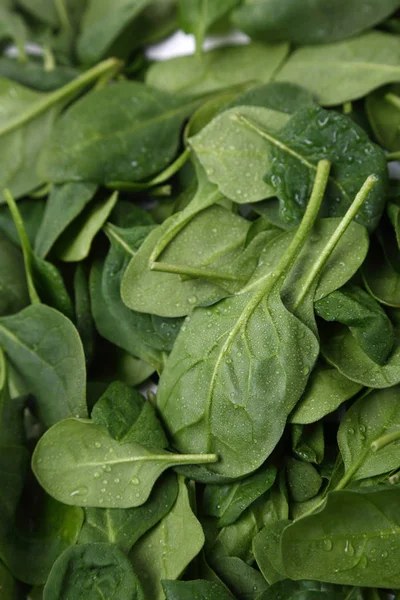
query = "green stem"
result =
(173, 453, 218, 464)
(43, 44, 56, 72)
(0, 348, 6, 391)
(55, 0, 70, 30)
(243, 160, 331, 296)
(386, 150, 400, 161)
(106, 149, 190, 191)
(1, 58, 122, 138)
(371, 428, 400, 452)
(292, 174, 378, 310)
(385, 92, 400, 111)
(150, 261, 243, 282)
(342, 101, 352, 115)
(2, 189, 40, 304)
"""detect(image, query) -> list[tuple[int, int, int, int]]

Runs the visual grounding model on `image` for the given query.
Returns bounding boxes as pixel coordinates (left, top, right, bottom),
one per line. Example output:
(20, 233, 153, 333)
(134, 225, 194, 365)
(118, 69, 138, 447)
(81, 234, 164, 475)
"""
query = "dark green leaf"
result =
(162, 579, 235, 600)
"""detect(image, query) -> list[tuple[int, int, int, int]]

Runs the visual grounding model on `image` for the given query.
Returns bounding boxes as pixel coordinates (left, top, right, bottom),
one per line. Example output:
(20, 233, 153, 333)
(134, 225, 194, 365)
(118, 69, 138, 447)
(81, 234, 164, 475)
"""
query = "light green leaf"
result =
(129, 476, 205, 600)
(32, 419, 217, 508)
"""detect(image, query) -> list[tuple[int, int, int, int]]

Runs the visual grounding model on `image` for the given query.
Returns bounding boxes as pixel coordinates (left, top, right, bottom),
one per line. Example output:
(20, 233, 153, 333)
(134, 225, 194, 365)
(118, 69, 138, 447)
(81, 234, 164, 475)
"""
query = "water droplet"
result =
(114, 478, 120, 484)
(344, 540, 355, 556)
(303, 366, 310, 376)
(99, 498, 104, 504)
(348, 428, 355, 435)
(100, 488, 106, 493)
(131, 476, 140, 485)
(102, 480, 108, 485)
(104, 465, 111, 473)
(323, 539, 333, 551)
(94, 442, 102, 448)
(94, 472, 100, 479)
(359, 424, 366, 433)
(187, 296, 197, 305)
(381, 550, 388, 558)
(70, 486, 88, 498)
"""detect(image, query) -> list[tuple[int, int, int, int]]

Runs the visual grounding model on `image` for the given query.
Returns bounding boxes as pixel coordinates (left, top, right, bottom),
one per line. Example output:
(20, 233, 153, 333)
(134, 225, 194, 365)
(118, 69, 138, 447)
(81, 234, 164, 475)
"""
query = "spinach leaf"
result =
(34, 182, 97, 259)
(227, 81, 316, 114)
(91, 381, 168, 448)
(162, 579, 235, 600)
(275, 31, 400, 106)
(129, 476, 205, 600)
(0, 305, 87, 426)
(292, 423, 325, 465)
(363, 231, 400, 307)
(320, 311, 400, 387)
(0, 57, 78, 92)
(32, 418, 217, 508)
(0, 58, 119, 198)
(41, 81, 200, 185)
(157, 164, 375, 478)
(189, 105, 290, 204)
(179, 0, 239, 55)
(146, 42, 289, 96)
(0, 560, 22, 600)
(315, 284, 394, 364)
(211, 556, 268, 599)
(337, 386, 400, 482)
(286, 458, 322, 502)
(281, 487, 400, 588)
(257, 579, 355, 600)
(54, 191, 118, 262)
(290, 363, 362, 425)
(238, 105, 387, 230)
(203, 465, 277, 528)
(366, 84, 400, 152)
(0, 236, 29, 316)
(78, 473, 178, 553)
(232, 0, 400, 44)
(77, 0, 150, 65)
(121, 202, 278, 317)
(73, 264, 94, 364)
(252, 520, 290, 585)
(43, 542, 145, 600)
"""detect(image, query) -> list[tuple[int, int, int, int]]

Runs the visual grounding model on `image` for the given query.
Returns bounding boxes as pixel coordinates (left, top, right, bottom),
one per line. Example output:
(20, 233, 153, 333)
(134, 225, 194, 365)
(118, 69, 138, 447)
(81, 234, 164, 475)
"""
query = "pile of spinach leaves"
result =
(2, 1, 400, 599)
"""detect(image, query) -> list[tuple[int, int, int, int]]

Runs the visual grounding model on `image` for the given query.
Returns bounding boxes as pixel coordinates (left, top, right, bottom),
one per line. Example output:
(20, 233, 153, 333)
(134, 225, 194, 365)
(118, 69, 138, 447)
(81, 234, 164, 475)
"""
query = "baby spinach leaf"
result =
(4, 188, 74, 320)
(54, 191, 118, 262)
(232, 0, 400, 44)
(77, 0, 150, 65)
(286, 458, 322, 502)
(129, 476, 205, 600)
(179, 0, 239, 55)
(275, 31, 400, 106)
(156, 163, 331, 478)
(34, 182, 97, 259)
(121, 202, 278, 317)
(1, 493, 84, 586)
(281, 487, 400, 588)
(363, 232, 400, 307)
(43, 542, 145, 600)
(337, 386, 400, 482)
(292, 423, 325, 465)
(189, 105, 290, 204)
(315, 284, 394, 364)
(203, 465, 277, 528)
(0, 58, 119, 198)
(32, 418, 217, 508)
(320, 312, 400, 388)
(239, 105, 387, 230)
(0, 304, 87, 426)
(41, 81, 200, 185)
(162, 578, 235, 600)
(0, 197, 45, 248)
(91, 381, 168, 448)
(211, 556, 268, 599)
(290, 363, 362, 425)
(78, 473, 178, 553)
(0, 236, 29, 316)
(146, 42, 289, 96)
(366, 84, 400, 152)
(252, 520, 290, 585)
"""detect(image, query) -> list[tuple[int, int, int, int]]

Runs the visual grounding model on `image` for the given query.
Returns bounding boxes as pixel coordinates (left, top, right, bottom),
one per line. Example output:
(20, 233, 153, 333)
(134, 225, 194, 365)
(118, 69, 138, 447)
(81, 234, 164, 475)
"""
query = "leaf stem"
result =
(0, 57, 122, 137)
(292, 174, 378, 310)
(386, 150, 400, 161)
(385, 92, 400, 111)
(270, 159, 332, 288)
(2, 189, 40, 304)
(150, 261, 243, 282)
(371, 428, 400, 452)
